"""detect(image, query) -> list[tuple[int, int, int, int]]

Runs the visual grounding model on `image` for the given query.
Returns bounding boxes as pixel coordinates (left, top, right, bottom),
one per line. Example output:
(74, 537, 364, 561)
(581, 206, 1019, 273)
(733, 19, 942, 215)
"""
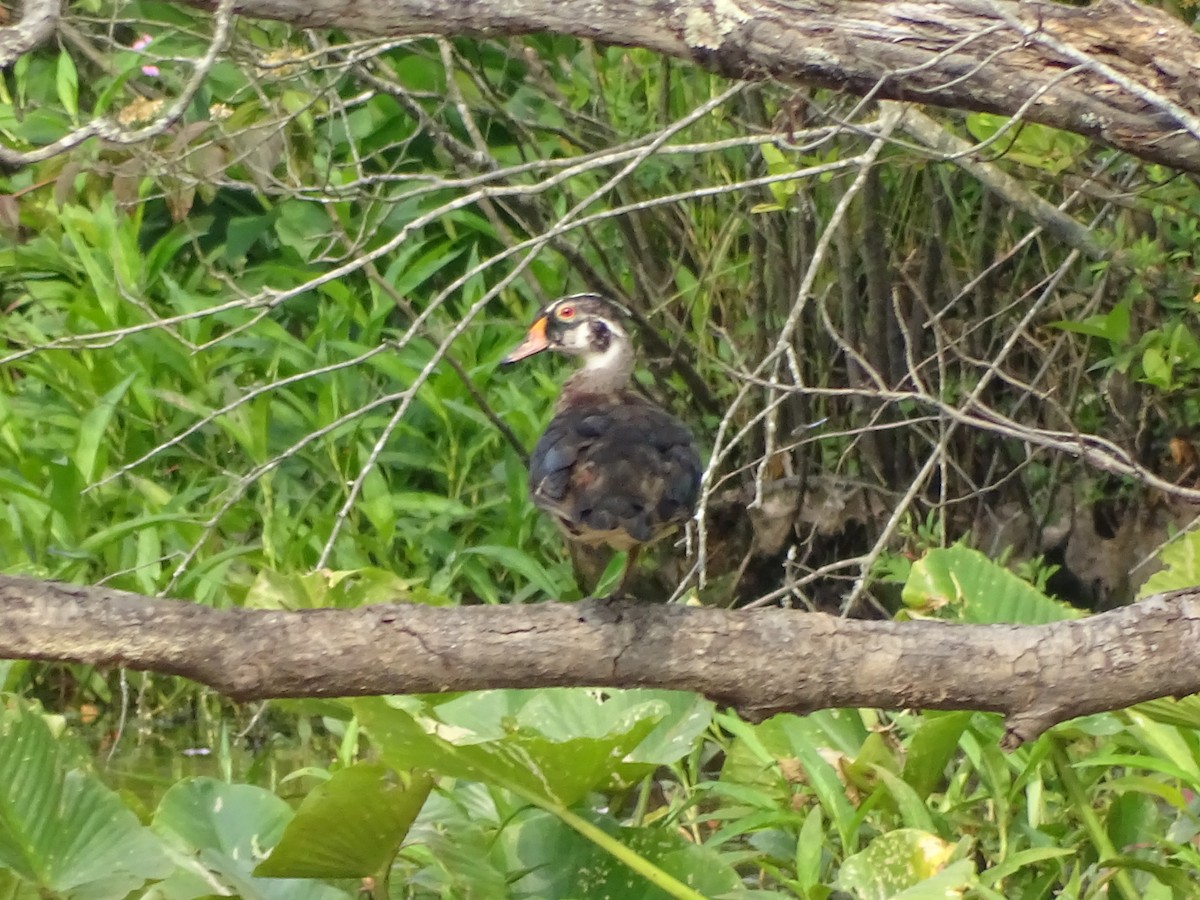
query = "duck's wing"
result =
(529, 401, 701, 548)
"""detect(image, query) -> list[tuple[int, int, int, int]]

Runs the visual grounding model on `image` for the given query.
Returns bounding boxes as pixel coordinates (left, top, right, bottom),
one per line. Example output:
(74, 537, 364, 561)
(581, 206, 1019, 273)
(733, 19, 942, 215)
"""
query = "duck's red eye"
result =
(558, 306, 576, 320)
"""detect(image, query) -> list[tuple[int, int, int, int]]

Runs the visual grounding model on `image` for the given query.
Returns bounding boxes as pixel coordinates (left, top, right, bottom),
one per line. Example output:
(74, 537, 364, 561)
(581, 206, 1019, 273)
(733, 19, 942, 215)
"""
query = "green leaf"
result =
(870, 766, 936, 832)
(1139, 529, 1200, 598)
(355, 695, 712, 899)
(1106, 790, 1160, 857)
(78, 512, 192, 553)
(1052, 300, 1130, 344)
(74, 373, 137, 482)
(225, 213, 275, 261)
(92, 66, 139, 117)
(773, 715, 860, 853)
(903, 544, 1080, 624)
(244, 567, 433, 610)
(837, 829, 961, 899)
(1131, 695, 1200, 730)
(0, 701, 172, 898)
(1106, 773, 1186, 811)
(56, 53, 79, 122)
(1098, 855, 1195, 894)
(1142, 345, 1172, 389)
(273, 201, 332, 261)
(759, 142, 799, 205)
(356, 690, 665, 806)
(460, 544, 570, 599)
(255, 764, 432, 878)
(892, 859, 977, 898)
(388, 241, 468, 296)
(153, 778, 350, 900)
(618, 690, 714, 768)
(902, 711, 973, 800)
(794, 806, 825, 891)
(392, 492, 473, 519)
(495, 807, 741, 900)
(1123, 711, 1200, 782)
(978, 847, 1074, 889)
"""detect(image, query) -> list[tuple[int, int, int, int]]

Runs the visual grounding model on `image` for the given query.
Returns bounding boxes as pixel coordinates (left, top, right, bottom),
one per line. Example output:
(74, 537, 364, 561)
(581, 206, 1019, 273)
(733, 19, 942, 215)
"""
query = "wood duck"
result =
(504, 293, 702, 598)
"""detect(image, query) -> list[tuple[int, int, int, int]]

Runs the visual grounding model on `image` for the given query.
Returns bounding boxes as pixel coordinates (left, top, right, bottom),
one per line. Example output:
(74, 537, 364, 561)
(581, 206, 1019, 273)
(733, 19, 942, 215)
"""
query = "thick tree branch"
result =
(0, 0, 62, 67)
(170, 0, 1200, 174)
(4, 573, 1199, 749)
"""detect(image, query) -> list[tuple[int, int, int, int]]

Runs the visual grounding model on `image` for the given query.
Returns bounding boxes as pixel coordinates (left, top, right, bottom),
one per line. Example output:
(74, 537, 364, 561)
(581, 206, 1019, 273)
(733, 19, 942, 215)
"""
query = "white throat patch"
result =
(584, 338, 629, 371)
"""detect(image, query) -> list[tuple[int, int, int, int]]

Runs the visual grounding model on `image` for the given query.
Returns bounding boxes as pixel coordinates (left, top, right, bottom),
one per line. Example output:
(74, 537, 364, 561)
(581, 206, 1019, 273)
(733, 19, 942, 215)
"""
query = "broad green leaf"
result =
(618, 690, 715, 768)
(273, 201, 333, 261)
(892, 859, 977, 898)
(1106, 790, 1160, 856)
(0, 702, 172, 898)
(808, 709, 872, 758)
(495, 807, 741, 900)
(839, 731, 896, 802)
(225, 213, 275, 261)
(774, 715, 860, 853)
(1139, 529, 1200, 598)
(78, 512, 194, 553)
(153, 778, 350, 900)
(759, 142, 800, 205)
(837, 829, 958, 899)
(355, 690, 665, 806)
(903, 544, 1080, 624)
(1142, 345, 1172, 389)
(903, 711, 973, 800)
(356, 696, 709, 898)
(255, 764, 432, 878)
(392, 492, 473, 519)
(357, 464, 396, 537)
(717, 713, 793, 802)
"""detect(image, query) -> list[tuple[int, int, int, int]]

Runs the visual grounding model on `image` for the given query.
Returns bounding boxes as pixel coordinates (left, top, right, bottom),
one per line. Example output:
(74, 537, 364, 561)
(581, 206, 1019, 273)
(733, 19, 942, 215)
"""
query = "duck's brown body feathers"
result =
(529, 391, 701, 551)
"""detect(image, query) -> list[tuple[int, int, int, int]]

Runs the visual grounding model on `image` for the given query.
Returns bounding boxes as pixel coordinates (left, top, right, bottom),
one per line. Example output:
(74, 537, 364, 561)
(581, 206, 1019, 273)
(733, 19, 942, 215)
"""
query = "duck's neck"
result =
(559, 340, 635, 407)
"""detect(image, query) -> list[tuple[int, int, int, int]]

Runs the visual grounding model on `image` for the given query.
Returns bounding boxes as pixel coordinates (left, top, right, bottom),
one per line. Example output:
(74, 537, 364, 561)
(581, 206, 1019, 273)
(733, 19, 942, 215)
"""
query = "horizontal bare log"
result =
(3, 574, 1198, 748)
(172, 0, 1200, 173)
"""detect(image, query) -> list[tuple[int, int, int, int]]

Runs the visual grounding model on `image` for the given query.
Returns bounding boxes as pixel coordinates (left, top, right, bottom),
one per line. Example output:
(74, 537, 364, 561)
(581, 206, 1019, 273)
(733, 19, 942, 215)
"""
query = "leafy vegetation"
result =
(4, 0, 1200, 896)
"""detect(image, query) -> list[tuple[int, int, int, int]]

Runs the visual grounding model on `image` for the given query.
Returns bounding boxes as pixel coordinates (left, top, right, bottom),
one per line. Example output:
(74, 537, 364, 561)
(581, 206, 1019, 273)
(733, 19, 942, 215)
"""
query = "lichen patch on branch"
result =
(682, 0, 749, 50)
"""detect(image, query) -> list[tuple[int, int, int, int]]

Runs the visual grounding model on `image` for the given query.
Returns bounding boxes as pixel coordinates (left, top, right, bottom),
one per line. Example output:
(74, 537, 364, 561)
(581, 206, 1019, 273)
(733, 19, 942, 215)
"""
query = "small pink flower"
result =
(132, 34, 160, 77)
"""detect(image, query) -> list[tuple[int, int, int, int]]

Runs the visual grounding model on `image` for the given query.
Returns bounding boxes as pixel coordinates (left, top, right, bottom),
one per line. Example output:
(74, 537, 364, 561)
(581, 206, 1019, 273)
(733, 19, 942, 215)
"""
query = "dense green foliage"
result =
(5, 0, 1200, 896)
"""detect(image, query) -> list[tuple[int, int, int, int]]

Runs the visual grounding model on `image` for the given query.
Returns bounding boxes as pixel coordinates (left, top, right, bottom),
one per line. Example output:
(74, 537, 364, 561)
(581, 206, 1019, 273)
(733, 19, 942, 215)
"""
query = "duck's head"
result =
(503, 293, 633, 372)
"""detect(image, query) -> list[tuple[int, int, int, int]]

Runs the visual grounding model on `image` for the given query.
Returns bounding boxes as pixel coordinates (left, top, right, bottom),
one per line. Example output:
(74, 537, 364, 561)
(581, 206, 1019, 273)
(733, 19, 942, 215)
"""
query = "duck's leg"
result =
(613, 545, 641, 599)
(568, 542, 611, 598)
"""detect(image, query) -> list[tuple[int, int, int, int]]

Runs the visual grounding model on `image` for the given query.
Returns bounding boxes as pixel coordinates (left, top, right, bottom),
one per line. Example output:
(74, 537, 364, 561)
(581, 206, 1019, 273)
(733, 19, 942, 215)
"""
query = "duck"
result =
(503, 293, 702, 598)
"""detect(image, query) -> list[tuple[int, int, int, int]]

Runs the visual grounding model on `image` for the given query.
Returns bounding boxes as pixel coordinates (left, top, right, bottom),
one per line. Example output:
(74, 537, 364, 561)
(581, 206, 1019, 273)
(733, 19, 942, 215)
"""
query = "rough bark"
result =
(4, 573, 1199, 749)
(0, 0, 61, 67)
(5, 0, 1200, 168)
(168, 0, 1200, 173)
